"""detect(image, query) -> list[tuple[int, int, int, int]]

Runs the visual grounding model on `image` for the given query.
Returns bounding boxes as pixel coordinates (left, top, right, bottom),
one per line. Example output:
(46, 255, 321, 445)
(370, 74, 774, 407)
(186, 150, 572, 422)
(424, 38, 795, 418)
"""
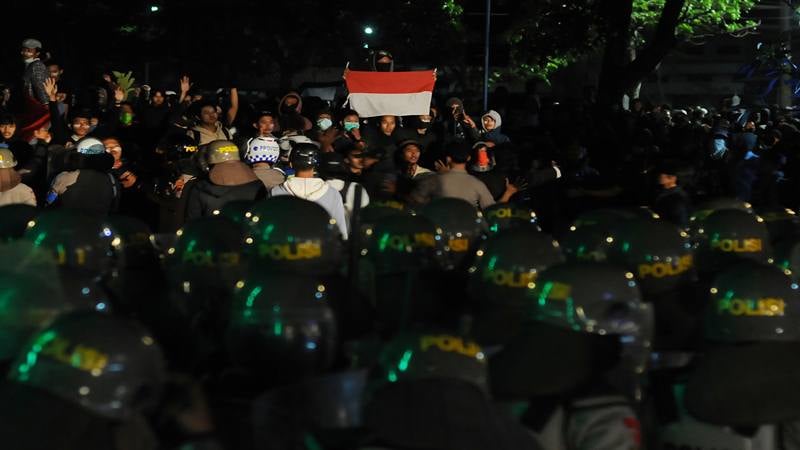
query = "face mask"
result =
(317, 118, 333, 131)
(23, 58, 35, 64)
(280, 104, 297, 115)
(376, 62, 392, 72)
(418, 120, 432, 130)
(344, 121, 360, 132)
(120, 112, 134, 126)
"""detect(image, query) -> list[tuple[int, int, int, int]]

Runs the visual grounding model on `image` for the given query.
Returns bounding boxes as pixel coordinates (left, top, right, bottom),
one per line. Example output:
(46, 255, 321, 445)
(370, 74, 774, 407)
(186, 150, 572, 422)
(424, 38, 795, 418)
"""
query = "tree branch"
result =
(623, 0, 686, 87)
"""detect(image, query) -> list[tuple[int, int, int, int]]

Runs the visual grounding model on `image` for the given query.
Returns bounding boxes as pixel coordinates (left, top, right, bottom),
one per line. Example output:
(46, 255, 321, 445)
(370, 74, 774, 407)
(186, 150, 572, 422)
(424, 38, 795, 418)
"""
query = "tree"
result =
(501, 0, 758, 108)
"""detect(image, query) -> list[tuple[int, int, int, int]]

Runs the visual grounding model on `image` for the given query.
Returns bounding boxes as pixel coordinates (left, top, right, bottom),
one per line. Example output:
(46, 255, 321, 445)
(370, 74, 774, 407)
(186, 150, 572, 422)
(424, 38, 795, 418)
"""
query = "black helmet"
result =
(560, 208, 643, 262)
(106, 215, 158, 270)
(0, 242, 75, 360)
(372, 331, 488, 390)
(24, 209, 122, 276)
(0, 204, 37, 242)
(774, 236, 800, 282)
(757, 206, 800, 243)
(482, 203, 538, 234)
(248, 196, 344, 275)
(685, 261, 800, 427)
(8, 311, 166, 420)
(166, 216, 247, 296)
(689, 197, 753, 224)
(490, 262, 651, 397)
(226, 271, 337, 382)
(23, 210, 121, 310)
(694, 209, 772, 273)
(216, 200, 256, 226)
(467, 228, 564, 344)
(359, 201, 409, 233)
(706, 261, 800, 343)
(290, 143, 320, 171)
(604, 218, 695, 295)
(361, 213, 443, 274)
(420, 198, 487, 270)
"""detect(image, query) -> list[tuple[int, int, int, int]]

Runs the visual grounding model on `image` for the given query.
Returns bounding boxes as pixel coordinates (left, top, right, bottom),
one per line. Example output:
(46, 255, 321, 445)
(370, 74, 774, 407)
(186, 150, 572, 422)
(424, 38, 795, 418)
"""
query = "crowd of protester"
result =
(4, 37, 800, 449)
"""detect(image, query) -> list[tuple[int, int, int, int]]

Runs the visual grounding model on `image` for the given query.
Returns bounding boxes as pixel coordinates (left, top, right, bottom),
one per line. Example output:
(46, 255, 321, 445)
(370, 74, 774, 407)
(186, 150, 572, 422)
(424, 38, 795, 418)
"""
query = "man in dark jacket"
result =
(653, 162, 690, 228)
(46, 137, 120, 214)
(185, 139, 265, 219)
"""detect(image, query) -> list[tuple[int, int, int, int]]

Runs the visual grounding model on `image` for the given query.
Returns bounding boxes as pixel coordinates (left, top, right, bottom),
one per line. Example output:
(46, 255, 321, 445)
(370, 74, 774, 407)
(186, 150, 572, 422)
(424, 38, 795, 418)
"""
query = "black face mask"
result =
(280, 103, 297, 115)
(376, 62, 392, 72)
(418, 121, 432, 130)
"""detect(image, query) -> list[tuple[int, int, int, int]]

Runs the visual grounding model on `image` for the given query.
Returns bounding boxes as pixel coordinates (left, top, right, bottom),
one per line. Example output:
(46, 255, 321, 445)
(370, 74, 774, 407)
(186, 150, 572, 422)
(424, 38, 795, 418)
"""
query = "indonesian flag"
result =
(345, 70, 435, 118)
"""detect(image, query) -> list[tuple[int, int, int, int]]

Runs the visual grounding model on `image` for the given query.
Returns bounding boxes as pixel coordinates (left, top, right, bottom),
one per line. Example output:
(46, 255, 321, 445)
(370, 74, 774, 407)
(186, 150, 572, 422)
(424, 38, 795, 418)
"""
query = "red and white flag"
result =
(345, 70, 435, 118)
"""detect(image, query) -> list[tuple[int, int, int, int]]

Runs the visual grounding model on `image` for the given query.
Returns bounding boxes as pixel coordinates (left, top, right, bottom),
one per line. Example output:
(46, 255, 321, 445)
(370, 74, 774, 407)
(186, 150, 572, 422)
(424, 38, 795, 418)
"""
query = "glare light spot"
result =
(476, 249, 484, 257)
(245, 237, 254, 244)
(330, 219, 337, 225)
(142, 336, 154, 345)
(95, 302, 106, 311)
(212, 210, 220, 215)
(366, 229, 373, 236)
(252, 216, 260, 223)
(245, 212, 252, 218)
(102, 228, 112, 237)
(605, 236, 614, 243)
(79, 386, 90, 396)
(710, 287, 718, 294)
(625, 272, 634, 279)
(527, 282, 536, 289)
(91, 368, 102, 377)
(792, 283, 798, 290)
(81, 287, 91, 295)
(317, 284, 326, 292)
(569, 225, 577, 231)
(176, 229, 184, 237)
(27, 220, 36, 228)
(476, 352, 485, 360)
(235, 280, 245, 289)
(182, 281, 191, 293)
(111, 237, 121, 247)
(305, 342, 317, 350)
(315, 292, 323, 300)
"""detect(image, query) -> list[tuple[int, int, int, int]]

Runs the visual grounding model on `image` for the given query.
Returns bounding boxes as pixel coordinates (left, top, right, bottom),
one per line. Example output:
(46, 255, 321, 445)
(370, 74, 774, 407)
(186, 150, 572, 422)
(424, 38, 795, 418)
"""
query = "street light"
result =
(364, 26, 374, 35)
(149, 5, 160, 12)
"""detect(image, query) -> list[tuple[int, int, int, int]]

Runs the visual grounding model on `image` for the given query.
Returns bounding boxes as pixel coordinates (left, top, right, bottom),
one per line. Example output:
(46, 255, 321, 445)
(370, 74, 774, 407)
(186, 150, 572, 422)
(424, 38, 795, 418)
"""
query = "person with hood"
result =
(243, 135, 285, 189)
(185, 139, 265, 219)
(0, 147, 36, 206)
(372, 49, 395, 72)
(442, 97, 480, 145)
(480, 109, 510, 145)
(277, 91, 312, 132)
(46, 137, 120, 214)
(270, 143, 348, 238)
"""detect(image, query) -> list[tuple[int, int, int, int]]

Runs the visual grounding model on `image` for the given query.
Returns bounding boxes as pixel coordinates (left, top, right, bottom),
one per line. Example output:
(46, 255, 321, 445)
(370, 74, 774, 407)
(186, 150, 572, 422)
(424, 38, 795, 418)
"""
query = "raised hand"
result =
(180, 76, 192, 93)
(43, 77, 58, 103)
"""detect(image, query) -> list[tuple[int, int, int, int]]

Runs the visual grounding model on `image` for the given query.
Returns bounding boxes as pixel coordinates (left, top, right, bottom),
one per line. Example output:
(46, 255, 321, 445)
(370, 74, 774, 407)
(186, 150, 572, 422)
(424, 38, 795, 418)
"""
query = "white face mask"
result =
(23, 58, 35, 64)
